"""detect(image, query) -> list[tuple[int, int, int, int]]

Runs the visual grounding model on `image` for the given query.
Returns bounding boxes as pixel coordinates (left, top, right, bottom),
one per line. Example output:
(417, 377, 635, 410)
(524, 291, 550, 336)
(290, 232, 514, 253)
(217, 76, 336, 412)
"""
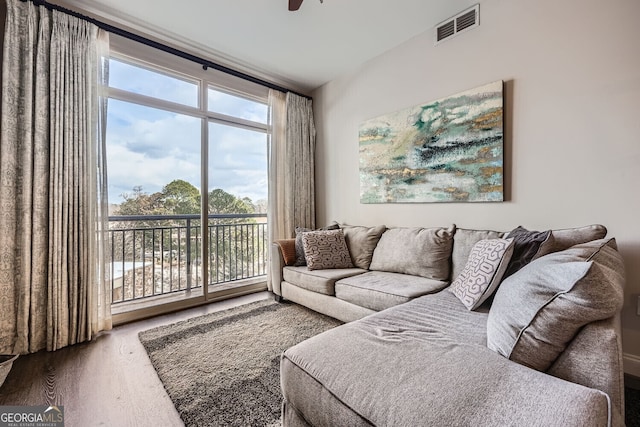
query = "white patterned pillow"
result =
(449, 238, 514, 310)
(301, 229, 354, 270)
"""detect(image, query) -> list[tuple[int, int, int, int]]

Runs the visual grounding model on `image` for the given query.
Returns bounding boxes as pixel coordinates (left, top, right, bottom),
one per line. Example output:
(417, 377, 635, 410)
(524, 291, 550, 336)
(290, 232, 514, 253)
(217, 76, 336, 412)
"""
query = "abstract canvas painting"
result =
(359, 80, 504, 203)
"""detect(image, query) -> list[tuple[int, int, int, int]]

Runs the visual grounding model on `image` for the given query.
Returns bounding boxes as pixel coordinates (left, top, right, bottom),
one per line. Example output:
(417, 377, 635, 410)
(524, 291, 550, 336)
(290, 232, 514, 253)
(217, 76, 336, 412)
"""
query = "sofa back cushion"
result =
(451, 225, 607, 280)
(486, 238, 624, 371)
(340, 224, 386, 270)
(537, 224, 607, 258)
(369, 225, 455, 280)
(451, 228, 505, 280)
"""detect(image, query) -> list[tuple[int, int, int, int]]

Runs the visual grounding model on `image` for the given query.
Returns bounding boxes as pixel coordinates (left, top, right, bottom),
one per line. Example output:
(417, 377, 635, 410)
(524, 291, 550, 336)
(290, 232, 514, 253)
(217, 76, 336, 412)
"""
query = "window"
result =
(106, 98, 201, 207)
(105, 36, 270, 309)
(208, 87, 268, 124)
(110, 58, 199, 107)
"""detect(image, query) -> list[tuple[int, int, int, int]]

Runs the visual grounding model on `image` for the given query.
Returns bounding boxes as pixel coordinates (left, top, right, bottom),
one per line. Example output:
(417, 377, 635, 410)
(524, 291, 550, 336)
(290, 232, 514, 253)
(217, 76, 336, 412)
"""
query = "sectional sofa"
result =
(270, 224, 626, 426)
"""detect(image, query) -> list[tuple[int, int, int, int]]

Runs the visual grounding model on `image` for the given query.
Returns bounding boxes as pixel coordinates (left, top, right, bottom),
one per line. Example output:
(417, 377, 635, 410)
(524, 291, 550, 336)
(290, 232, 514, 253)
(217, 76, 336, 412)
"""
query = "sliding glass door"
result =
(104, 38, 270, 314)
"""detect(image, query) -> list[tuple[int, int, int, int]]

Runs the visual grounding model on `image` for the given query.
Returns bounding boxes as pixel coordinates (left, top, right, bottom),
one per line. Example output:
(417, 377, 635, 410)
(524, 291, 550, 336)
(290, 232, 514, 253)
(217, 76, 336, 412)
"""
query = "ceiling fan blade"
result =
(289, 0, 303, 11)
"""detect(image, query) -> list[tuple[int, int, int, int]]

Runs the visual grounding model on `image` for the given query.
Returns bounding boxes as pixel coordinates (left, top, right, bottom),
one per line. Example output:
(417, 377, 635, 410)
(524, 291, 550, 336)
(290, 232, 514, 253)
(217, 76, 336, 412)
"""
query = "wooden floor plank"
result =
(0, 292, 270, 427)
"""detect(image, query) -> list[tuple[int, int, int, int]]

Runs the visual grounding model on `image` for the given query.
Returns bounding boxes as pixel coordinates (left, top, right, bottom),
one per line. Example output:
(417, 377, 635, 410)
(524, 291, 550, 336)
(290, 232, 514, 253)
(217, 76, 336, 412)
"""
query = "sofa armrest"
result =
(547, 315, 625, 426)
(270, 242, 287, 296)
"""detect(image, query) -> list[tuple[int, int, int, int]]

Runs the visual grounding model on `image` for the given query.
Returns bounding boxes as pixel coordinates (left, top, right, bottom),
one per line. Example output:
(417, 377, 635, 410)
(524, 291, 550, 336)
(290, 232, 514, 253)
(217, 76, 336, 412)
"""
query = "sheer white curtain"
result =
(267, 90, 287, 247)
(0, 0, 111, 353)
(267, 89, 316, 290)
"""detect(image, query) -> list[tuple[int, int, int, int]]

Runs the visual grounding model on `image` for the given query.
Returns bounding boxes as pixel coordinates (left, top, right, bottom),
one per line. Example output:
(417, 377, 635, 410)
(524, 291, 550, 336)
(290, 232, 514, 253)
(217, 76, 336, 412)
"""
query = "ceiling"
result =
(59, 0, 476, 93)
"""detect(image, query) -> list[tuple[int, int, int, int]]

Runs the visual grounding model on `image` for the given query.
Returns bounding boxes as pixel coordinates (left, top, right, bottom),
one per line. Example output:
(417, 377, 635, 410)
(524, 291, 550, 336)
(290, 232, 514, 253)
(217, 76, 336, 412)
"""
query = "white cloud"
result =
(106, 100, 267, 204)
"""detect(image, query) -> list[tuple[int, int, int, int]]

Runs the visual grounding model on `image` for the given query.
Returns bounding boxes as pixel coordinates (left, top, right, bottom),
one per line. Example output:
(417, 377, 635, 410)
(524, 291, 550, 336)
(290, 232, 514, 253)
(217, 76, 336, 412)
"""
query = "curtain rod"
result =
(23, 0, 312, 100)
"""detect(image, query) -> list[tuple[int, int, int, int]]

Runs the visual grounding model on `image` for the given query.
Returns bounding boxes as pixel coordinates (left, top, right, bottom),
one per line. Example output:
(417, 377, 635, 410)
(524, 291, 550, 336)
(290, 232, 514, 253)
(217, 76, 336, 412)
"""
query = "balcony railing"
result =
(109, 213, 268, 304)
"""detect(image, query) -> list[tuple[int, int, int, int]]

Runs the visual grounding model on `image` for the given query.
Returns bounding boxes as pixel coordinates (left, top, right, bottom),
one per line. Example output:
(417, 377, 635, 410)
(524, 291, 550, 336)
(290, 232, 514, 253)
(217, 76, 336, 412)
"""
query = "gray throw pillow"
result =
(294, 223, 340, 266)
(340, 224, 386, 270)
(369, 225, 455, 280)
(301, 229, 354, 270)
(502, 226, 553, 279)
(449, 238, 514, 310)
(486, 238, 624, 371)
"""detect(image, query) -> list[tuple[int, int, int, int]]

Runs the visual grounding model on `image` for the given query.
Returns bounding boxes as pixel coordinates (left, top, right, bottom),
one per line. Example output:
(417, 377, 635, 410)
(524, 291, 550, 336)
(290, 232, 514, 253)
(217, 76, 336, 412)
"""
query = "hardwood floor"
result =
(3, 293, 638, 426)
(0, 292, 271, 427)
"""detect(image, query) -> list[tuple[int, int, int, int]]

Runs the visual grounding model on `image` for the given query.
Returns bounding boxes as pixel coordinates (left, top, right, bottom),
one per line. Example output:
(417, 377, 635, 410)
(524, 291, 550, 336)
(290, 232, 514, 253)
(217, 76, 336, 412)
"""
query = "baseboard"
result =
(624, 353, 640, 377)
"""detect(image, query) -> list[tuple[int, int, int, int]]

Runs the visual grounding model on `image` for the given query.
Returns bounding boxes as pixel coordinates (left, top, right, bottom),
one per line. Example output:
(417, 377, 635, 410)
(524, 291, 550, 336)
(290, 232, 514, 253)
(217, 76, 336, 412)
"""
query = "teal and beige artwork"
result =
(359, 80, 504, 203)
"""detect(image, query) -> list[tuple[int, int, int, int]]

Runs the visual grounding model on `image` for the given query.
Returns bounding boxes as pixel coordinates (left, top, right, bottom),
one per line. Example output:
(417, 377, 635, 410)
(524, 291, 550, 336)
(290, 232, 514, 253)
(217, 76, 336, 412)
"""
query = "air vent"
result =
(435, 4, 479, 45)
(437, 20, 455, 41)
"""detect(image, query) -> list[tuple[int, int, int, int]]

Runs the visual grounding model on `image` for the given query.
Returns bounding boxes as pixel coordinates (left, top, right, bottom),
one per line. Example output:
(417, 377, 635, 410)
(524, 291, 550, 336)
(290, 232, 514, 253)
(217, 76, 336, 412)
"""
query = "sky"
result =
(105, 58, 269, 205)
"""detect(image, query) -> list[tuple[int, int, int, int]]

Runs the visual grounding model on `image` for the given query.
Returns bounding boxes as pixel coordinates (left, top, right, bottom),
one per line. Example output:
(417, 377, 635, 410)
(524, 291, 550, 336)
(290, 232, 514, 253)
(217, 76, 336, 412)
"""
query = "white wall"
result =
(312, 0, 640, 370)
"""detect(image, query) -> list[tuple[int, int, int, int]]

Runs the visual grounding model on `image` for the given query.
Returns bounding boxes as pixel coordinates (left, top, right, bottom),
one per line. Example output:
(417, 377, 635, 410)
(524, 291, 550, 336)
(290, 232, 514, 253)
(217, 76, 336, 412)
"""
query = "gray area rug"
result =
(139, 299, 342, 427)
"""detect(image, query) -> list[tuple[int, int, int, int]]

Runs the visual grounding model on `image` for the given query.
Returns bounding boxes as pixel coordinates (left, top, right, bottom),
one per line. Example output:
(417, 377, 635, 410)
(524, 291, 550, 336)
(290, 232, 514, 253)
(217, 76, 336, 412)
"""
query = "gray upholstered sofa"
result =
(270, 224, 626, 426)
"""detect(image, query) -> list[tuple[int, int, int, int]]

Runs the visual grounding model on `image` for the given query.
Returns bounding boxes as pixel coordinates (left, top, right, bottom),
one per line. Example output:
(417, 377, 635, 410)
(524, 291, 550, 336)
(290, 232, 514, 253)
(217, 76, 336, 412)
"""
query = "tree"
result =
(254, 199, 267, 214)
(160, 179, 200, 214)
(117, 186, 161, 216)
(208, 188, 254, 215)
(110, 182, 266, 286)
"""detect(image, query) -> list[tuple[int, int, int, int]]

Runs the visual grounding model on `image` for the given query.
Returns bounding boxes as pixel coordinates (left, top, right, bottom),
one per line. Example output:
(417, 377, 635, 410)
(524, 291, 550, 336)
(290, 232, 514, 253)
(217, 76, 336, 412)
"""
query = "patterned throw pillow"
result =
(294, 223, 340, 266)
(301, 229, 354, 270)
(449, 238, 514, 310)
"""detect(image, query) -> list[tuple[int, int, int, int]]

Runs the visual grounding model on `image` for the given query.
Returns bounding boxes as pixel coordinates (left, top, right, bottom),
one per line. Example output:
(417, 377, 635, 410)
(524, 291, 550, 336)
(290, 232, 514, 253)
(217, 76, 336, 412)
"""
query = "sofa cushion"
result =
(449, 238, 514, 310)
(281, 291, 611, 427)
(537, 224, 608, 258)
(335, 271, 448, 311)
(302, 229, 354, 270)
(283, 266, 366, 296)
(487, 238, 624, 371)
(340, 224, 386, 270)
(502, 226, 553, 279)
(369, 225, 455, 280)
(294, 223, 340, 266)
(451, 228, 505, 280)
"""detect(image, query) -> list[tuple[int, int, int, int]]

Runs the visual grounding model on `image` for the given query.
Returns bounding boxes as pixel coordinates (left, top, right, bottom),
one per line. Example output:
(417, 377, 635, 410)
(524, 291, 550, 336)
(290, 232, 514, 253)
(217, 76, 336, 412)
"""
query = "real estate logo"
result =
(0, 405, 64, 427)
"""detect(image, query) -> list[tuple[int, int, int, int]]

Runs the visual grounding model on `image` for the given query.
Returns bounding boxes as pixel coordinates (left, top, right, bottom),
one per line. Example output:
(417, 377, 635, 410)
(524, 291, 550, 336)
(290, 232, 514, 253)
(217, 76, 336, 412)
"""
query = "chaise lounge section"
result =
(271, 224, 625, 426)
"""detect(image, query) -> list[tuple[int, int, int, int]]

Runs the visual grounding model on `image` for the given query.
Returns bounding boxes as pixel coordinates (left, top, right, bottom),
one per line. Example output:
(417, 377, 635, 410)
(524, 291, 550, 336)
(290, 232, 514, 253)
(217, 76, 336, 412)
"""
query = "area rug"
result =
(138, 299, 342, 427)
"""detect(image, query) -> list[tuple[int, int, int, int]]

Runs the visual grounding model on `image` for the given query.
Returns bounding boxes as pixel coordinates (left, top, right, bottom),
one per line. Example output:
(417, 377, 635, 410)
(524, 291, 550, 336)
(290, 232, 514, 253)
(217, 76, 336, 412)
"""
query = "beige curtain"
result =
(284, 92, 316, 233)
(0, 0, 111, 354)
(266, 90, 316, 290)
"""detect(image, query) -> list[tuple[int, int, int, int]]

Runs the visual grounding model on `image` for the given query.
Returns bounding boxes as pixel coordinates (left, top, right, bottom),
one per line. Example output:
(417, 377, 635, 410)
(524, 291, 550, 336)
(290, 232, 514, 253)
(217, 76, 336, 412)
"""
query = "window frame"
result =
(106, 34, 271, 309)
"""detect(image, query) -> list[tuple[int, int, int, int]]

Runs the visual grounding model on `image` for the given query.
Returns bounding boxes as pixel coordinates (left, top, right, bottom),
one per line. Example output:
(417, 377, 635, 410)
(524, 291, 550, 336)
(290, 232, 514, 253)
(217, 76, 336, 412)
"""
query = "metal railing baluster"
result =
(108, 214, 266, 304)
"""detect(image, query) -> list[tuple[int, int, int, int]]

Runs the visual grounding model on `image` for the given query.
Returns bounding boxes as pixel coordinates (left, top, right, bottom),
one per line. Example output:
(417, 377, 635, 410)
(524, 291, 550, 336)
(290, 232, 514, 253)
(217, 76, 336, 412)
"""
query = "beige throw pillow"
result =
(301, 229, 354, 271)
(449, 238, 514, 310)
